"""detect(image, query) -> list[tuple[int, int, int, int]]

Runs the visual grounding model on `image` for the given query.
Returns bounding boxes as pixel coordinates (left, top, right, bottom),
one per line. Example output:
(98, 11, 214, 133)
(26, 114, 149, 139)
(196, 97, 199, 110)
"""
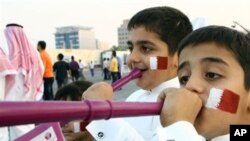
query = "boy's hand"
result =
(62, 122, 94, 141)
(62, 122, 74, 133)
(82, 82, 113, 100)
(157, 88, 202, 127)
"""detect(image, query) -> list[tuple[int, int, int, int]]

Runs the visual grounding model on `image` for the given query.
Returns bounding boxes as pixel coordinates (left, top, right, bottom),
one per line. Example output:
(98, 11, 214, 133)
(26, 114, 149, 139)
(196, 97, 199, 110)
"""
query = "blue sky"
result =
(1, 0, 249, 48)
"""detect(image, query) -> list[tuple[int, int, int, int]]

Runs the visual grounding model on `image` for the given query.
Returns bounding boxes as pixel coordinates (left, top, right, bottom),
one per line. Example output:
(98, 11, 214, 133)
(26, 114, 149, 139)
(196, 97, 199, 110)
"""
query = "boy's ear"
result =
(247, 92, 250, 112)
(173, 53, 178, 68)
(245, 90, 250, 113)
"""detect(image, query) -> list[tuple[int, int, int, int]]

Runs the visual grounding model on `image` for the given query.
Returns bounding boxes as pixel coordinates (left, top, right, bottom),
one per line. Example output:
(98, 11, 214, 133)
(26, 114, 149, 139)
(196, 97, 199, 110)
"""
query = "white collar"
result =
(148, 77, 180, 94)
(211, 134, 229, 141)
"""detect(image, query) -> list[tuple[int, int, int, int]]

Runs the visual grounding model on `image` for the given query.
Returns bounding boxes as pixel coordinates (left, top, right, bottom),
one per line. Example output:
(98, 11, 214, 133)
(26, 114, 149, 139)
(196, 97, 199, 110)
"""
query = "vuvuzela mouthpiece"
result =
(112, 68, 142, 91)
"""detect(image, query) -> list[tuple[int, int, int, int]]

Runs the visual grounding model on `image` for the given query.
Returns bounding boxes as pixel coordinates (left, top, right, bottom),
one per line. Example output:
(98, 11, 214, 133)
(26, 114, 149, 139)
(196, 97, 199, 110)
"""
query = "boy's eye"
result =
(179, 75, 189, 85)
(128, 46, 133, 53)
(205, 72, 221, 79)
(141, 45, 152, 52)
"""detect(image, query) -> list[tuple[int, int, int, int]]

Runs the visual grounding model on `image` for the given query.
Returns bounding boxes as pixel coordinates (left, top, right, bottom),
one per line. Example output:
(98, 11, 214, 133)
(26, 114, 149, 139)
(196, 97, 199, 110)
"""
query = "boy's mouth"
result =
(140, 68, 147, 72)
(132, 68, 147, 78)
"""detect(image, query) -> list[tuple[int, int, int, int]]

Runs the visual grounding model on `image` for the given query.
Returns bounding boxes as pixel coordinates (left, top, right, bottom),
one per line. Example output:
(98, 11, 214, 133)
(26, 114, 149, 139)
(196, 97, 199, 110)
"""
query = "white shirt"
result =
(90, 63, 95, 69)
(87, 77, 180, 141)
(158, 121, 229, 141)
(103, 60, 109, 69)
(79, 62, 84, 69)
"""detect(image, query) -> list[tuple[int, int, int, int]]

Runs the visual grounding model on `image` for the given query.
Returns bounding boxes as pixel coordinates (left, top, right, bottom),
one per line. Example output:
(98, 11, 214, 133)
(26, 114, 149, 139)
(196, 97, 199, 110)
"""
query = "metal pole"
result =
(232, 21, 250, 33)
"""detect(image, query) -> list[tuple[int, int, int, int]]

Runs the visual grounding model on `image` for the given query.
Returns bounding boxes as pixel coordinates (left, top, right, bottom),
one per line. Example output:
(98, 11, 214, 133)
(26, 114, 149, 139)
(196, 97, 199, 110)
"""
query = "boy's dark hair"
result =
(127, 6, 193, 56)
(37, 40, 46, 50)
(58, 53, 64, 60)
(72, 80, 93, 94)
(178, 25, 250, 90)
(54, 80, 93, 101)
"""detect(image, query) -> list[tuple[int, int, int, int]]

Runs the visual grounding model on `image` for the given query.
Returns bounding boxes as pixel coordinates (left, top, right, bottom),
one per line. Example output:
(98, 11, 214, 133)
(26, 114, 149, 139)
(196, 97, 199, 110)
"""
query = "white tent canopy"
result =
(191, 17, 209, 30)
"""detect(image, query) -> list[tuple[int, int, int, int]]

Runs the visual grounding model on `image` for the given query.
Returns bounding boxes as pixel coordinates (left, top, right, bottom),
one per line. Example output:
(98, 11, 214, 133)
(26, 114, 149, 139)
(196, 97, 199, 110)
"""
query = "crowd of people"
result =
(37, 42, 89, 100)
(1, 5, 250, 141)
(38, 41, 126, 101)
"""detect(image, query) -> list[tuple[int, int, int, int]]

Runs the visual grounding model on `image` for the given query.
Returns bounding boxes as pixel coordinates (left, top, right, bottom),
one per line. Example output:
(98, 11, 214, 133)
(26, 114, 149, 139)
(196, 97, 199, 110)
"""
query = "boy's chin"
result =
(135, 79, 155, 90)
(135, 79, 148, 90)
(194, 108, 232, 138)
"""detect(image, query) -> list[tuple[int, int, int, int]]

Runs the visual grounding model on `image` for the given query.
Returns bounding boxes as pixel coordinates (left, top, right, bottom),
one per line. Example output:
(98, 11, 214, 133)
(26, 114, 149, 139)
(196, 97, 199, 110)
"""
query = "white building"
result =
(117, 19, 129, 48)
(55, 26, 96, 49)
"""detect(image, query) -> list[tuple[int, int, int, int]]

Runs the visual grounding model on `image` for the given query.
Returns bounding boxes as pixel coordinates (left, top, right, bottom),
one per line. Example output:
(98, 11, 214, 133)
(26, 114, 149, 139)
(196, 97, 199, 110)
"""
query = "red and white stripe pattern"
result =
(206, 88, 240, 114)
(149, 56, 168, 70)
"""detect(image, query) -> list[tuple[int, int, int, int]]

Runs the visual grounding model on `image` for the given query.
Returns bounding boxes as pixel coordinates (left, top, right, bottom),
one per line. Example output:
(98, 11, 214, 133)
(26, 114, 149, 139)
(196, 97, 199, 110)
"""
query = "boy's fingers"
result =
(82, 82, 113, 100)
(157, 88, 177, 102)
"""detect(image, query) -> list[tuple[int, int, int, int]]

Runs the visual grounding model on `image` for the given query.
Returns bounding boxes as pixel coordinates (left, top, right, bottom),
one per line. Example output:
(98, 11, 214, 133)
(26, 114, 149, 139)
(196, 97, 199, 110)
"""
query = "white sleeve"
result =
(73, 122, 80, 133)
(157, 121, 205, 141)
(87, 119, 145, 141)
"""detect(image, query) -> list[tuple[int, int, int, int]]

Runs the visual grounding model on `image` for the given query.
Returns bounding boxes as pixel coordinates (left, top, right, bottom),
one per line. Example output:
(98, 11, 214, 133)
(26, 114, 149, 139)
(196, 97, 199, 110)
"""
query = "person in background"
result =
(89, 61, 95, 77)
(106, 58, 111, 80)
(37, 40, 54, 100)
(102, 58, 109, 80)
(69, 56, 80, 82)
(116, 55, 122, 80)
(54, 80, 94, 141)
(83, 6, 193, 140)
(78, 59, 86, 80)
(53, 53, 69, 89)
(109, 50, 119, 83)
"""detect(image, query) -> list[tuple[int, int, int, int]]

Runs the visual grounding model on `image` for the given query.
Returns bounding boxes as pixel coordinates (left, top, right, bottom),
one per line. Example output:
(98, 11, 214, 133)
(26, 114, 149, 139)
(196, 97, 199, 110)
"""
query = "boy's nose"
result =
(127, 50, 140, 63)
(185, 75, 206, 95)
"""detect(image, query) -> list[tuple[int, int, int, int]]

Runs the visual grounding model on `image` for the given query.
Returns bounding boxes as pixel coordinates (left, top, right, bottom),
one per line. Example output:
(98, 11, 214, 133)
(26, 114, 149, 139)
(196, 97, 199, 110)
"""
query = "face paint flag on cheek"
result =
(149, 56, 168, 70)
(206, 88, 240, 114)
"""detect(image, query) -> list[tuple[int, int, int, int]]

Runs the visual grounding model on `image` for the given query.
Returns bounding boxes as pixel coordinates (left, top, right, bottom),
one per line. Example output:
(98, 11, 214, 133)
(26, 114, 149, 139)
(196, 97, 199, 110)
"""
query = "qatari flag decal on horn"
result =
(150, 56, 168, 70)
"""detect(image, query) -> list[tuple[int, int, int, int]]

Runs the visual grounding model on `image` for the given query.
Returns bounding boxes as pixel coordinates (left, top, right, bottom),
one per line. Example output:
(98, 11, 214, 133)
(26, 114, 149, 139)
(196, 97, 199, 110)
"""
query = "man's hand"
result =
(82, 82, 113, 100)
(157, 88, 202, 127)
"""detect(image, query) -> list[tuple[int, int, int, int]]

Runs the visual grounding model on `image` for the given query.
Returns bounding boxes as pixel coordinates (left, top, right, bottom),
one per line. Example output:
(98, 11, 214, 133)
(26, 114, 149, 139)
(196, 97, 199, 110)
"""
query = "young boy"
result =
(83, 6, 193, 140)
(54, 80, 93, 141)
(158, 25, 250, 140)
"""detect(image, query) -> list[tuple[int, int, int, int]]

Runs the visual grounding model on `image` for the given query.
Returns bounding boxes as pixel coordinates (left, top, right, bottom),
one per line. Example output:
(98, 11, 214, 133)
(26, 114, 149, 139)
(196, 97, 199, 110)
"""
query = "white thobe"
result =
(87, 77, 180, 141)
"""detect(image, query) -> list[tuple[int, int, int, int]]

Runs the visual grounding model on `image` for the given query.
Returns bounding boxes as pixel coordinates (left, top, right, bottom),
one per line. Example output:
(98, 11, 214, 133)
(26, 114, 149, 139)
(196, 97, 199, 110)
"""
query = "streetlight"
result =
(231, 21, 250, 33)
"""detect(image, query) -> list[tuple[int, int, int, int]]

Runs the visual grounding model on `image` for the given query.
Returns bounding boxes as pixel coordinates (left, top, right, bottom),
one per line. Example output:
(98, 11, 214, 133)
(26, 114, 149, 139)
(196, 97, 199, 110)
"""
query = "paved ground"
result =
(53, 68, 140, 101)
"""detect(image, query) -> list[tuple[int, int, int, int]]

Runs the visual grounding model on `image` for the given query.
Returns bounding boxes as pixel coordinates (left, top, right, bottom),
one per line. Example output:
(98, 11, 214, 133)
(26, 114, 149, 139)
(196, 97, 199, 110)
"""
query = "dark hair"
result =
(178, 25, 250, 90)
(128, 6, 193, 56)
(71, 56, 74, 60)
(72, 80, 93, 94)
(112, 50, 116, 57)
(58, 53, 64, 60)
(37, 40, 46, 50)
(54, 80, 93, 101)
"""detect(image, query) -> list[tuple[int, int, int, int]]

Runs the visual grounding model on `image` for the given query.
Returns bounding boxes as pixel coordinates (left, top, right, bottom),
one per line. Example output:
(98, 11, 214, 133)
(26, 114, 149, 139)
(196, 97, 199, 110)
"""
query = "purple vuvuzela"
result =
(0, 100, 162, 127)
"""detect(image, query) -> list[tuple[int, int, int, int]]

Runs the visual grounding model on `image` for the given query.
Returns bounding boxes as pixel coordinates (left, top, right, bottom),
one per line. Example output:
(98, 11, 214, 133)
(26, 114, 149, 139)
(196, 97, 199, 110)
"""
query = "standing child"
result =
(158, 26, 250, 140)
(83, 6, 192, 141)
